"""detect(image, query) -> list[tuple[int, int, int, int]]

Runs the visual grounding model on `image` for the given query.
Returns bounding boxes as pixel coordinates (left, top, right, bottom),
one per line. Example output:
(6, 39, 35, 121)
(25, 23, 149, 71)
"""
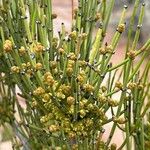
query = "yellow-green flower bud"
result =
(110, 143, 117, 150)
(117, 23, 125, 33)
(22, 63, 27, 69)
(33, 43, 44, 53)
(50, 61, 57, 69)
(40, 116, 47, 123)
(127, 82, 137, 90)
(19, 46, 26, 55)
(115, 81, 123, 90)
(31, 100, 38, 108)
(68, 53, 77, 60)
(87, 103, 94, 110)
(58, 48, 65, 54)
(108, 99, 119, 107)
(81, 33, 87, 40)
(51, 13, 57, 19)
(114, 116, 126, 124)
(101, 86, 107, 92)
(95, 13, 101, 21)
(42, 93, 50, 103)
(11, 66, 20, 73)
(33, 87, 45, 96)
(3, 40, 13, 52)
(26, 69, 33, 76)
(56, 92, 66, 99)
(61, 84, 71, 96)
(72, 144, 78, 150)
(68, 132, 76, 138)
(138, 84, 144, 90)
(98, 95, 107, 103)
(79, 109, 87, 118)
(35, 63, 43, 70)
(49, 125, 59, 132)
(67, 96, 75, 105)
(99, 47, 107, 55)
(106, 45, 113, 53)
(77, 75, 84, 84)
(44, 72, 55, 86)
(66, 67, 73, 76)
(69, 31, 77, 39)
(127, 50, 136, 60)
(83, 84, 94, 93)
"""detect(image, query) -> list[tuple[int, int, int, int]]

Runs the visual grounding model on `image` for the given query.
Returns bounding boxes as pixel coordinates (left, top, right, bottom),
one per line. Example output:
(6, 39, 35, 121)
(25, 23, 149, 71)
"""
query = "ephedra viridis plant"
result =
(0, 0, 150, 149)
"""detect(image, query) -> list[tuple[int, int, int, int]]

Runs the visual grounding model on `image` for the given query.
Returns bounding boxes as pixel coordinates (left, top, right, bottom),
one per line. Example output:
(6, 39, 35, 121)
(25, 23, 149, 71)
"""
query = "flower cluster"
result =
(0, 0, 150, 149)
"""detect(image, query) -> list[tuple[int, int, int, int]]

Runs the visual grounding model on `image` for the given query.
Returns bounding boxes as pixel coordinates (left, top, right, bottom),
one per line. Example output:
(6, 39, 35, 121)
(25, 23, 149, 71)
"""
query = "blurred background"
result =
(0, 0, 150, 149)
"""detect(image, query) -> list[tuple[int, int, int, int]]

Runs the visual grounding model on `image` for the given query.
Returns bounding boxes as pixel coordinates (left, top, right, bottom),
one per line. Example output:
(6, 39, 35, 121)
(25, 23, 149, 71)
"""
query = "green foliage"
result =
(0, 0, 150, 149)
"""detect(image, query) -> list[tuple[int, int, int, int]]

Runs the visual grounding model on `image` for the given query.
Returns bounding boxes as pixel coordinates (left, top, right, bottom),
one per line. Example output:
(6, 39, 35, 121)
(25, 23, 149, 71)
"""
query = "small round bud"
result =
(66, 67, 73, 76)
(44, 72, 55, 86)
(11, 66, 20, 73)
(26, 62, 31, 68)
(58, 48, 65, 54)
(51, 13, 57, 19)
(106, 45, 113, 53)
(3, 40, 13, 52)
(99, 47, 107, 55)
(21, 63, 27, 69)
(55, 147, 61, 150)
(87, 103, 94, 110)
(52, 37, 58, 48)
(117, 23, 125, 33)
(72, 144, 78, 150)
(101, 86, 107, 92)
(67, 96, 75, 105)
(95, 13, 101, 21)
(81, 33, 87, 40)
(69, 31, 77, 39)
(79, 109, 87, 118)
(26, 69, 33, 76)
(31, 100, 38, 108)
(49, 125, 59, 132)
(50, 61, 57, 69)
(78, 60, 86, 67)
(33, 43, 44, 53)
(77, 75, 85, 84)
(19, 46, 26, 55)
(53, 68, 58, 75)
(56, 92, 65, 99)
(114, 116, 126, 124)
(138, 84, 144, 90)
(98, 95, 107, 103)
(68, 52, 77, 60)
(115, 81, 123, 90)
(33, 87, 45, 96)
(42, 93, 50, 103)
(68, 132, 76, 138)
(61, 85, 71, 96)
(85, 118, 93, 126)
(40, 116, 47, 123)
(110, 143, 117, 150)
(35, 63, 43, 70)
(127, 82, 137, 90)
(127, 50, 136, 60)
(108, 99, 119, 107)
(83, 84, 94, 93)
(68, 60, 75, 67)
